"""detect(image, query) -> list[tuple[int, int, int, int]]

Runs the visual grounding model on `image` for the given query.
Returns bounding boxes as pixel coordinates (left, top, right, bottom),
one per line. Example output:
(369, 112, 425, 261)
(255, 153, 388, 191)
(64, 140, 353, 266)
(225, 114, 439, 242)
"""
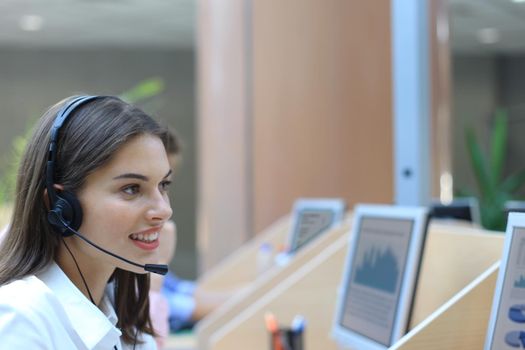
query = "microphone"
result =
(50, 212, 168, 275)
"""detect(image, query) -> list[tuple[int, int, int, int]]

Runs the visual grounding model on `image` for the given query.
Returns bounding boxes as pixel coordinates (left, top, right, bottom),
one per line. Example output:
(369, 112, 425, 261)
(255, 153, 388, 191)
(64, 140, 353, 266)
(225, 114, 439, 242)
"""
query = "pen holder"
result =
(269, 327, 304, 350)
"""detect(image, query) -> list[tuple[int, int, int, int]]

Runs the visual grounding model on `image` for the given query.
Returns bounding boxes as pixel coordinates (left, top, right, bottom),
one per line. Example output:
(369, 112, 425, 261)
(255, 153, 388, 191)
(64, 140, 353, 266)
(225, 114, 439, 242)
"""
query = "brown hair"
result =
(164, 127, 181, 156)
(0, 95, 168, 343)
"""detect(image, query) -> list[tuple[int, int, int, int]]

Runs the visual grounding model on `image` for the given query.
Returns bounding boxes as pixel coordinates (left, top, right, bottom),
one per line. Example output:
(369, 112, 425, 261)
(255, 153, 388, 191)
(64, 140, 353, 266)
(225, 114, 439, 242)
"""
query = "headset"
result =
(45, 95, 168, 276)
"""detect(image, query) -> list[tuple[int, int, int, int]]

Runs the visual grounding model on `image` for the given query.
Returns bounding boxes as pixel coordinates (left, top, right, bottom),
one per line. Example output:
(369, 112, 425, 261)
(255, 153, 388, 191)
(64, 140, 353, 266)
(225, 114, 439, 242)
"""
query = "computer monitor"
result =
(332, 204, 429, 350)
(430, 197, 481, 225)
(485, 212, 525, 349)
(505, 200, 525, 214)
(287, 198, 346, 254)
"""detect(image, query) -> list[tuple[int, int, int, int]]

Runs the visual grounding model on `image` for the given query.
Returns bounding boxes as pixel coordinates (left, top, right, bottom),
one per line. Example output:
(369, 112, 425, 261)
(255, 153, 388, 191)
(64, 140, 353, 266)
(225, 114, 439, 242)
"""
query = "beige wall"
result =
(252, 1, 393, 232)
(198, 1, 394, 270)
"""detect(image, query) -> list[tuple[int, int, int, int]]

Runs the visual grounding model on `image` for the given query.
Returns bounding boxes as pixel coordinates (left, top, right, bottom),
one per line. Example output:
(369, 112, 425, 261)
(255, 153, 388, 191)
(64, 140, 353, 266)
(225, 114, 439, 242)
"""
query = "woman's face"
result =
(74, 134, 173, 274)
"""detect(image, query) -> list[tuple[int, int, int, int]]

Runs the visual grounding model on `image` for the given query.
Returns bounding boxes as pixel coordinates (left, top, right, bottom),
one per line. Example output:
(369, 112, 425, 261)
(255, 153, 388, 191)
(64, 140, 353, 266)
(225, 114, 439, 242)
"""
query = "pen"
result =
(280, 332, 292, 350)
(265, 312, 283, 350)
(291, 314, 306, 333)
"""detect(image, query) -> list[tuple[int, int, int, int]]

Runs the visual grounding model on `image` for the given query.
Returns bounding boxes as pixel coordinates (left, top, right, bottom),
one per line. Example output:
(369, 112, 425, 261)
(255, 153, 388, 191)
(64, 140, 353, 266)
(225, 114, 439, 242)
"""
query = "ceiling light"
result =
(477, 27, 499, 44)
(19, 15, 44, 32)
(512, 0, 525, 3)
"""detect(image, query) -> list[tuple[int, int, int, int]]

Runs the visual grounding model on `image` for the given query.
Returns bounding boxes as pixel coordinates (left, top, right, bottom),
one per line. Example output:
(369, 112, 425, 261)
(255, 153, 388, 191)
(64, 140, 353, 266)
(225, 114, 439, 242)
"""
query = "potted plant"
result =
(461, 109, 525, 231)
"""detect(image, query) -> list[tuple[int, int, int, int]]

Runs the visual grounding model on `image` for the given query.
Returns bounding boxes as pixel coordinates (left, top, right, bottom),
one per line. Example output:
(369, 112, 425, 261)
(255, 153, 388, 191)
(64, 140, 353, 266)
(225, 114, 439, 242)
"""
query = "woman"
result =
(0, 95, 173, 349)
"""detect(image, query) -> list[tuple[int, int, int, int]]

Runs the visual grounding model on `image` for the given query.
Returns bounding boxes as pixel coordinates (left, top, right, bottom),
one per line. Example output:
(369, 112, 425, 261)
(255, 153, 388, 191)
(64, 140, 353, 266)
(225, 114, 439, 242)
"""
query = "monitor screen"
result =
(291, 209, 335, 251)
(288, 199, 346, 254)
(332, 205, 428, 349)
(339, 217, 414, 345)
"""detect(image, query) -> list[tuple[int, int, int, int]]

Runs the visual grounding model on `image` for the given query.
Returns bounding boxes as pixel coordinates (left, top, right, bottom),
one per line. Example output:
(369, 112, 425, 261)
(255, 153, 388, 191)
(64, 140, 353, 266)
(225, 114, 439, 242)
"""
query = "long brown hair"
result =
(0, 95, 168, 343)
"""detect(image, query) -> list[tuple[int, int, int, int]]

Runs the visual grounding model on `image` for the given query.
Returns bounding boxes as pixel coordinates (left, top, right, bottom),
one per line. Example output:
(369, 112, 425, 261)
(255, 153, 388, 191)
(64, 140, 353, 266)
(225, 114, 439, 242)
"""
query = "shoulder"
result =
(0, 275, 62, 321)
(131, 331, 158, 350)
(0, 276, 59, 345)
(0, 275, 51, 308)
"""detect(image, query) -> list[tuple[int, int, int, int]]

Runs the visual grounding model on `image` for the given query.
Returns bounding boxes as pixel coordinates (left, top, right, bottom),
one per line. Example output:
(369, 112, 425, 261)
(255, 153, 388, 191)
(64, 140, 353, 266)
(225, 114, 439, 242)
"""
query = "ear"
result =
(43, 184, 65, 210)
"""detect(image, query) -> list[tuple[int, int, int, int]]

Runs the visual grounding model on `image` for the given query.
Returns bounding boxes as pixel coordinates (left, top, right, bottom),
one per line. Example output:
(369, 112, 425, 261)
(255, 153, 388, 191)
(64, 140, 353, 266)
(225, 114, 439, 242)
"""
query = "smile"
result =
(129, 231, 160, 251)
(129, 232, 159, 242)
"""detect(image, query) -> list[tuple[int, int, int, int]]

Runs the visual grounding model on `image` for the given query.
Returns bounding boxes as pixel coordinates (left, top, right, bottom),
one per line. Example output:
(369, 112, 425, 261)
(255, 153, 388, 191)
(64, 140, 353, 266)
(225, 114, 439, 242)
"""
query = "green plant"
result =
(0, 125, 32, 204)
(463, 109, 525, 231)
(119, 77, 166, 113)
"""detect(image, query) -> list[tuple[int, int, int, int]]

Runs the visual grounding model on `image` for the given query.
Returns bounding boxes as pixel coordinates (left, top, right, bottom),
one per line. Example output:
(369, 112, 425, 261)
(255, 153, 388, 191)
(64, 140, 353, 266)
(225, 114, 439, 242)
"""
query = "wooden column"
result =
(198, 0, 396, 269)
(197, 0, 252, 271)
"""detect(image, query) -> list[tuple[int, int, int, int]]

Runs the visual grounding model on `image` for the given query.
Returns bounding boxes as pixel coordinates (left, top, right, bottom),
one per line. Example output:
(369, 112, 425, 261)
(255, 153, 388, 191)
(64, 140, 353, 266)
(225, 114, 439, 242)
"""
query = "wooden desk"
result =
(164, 333, 196, 350)
(198, 214, 291, 292)
(203, 221, 504, 350)
(196, 216, 352, 349)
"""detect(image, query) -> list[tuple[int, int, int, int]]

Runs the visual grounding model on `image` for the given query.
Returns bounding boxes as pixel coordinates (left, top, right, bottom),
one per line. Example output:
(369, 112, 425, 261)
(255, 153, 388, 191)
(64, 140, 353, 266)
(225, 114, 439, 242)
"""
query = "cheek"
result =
(81, 198, 139, 235)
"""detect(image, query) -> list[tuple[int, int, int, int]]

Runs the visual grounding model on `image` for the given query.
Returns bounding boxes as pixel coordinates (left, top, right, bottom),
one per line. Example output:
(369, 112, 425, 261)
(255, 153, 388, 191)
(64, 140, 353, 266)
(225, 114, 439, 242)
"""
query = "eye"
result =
(122, 184, 140, 196)
(159, 180, 172, 192)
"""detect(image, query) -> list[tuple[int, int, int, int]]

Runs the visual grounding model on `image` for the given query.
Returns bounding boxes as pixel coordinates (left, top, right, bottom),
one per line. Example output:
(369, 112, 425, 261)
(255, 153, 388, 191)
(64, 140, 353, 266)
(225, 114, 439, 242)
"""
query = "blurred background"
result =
(0, 0, 197, 278)
(450, 0, 525, 208)
(0, 0, 525, 279)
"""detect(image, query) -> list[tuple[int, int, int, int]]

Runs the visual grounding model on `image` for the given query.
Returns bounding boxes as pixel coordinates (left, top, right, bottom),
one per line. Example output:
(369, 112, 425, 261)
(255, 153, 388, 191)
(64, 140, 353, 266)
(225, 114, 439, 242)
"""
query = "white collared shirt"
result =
(0, 262, 157, 350)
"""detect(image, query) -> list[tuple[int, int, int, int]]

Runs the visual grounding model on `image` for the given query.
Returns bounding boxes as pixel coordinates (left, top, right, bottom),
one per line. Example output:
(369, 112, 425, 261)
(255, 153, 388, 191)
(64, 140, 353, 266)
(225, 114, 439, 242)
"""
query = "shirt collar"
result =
(37, 262, 121, 349)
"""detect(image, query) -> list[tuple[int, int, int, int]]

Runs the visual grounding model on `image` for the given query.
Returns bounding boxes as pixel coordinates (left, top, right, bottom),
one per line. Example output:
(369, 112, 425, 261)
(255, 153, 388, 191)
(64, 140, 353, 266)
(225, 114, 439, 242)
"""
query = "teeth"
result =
(130, 232, 159, 243)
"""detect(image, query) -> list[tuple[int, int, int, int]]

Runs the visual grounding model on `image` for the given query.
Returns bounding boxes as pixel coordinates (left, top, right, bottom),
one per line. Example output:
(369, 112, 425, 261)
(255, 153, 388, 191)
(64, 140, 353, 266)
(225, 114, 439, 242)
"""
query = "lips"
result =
(128, 227, 162, 250)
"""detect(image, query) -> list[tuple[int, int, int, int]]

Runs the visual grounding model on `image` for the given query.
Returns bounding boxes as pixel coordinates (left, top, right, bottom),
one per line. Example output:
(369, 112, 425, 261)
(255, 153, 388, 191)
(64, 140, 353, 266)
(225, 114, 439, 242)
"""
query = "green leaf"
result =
(479, 192, 508, 231)
(490, 109, 508, 184)
(119, 77, 165, 104)
(500, 170, 525, 194)
(466, 128, 493, 200)
(460, 109, 525, 232)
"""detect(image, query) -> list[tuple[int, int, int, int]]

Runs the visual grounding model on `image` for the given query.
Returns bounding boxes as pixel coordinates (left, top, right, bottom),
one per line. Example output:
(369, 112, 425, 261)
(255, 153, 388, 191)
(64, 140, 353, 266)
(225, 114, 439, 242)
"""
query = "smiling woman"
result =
(0, 95, 173, 349)
(71, 133, 172, 273)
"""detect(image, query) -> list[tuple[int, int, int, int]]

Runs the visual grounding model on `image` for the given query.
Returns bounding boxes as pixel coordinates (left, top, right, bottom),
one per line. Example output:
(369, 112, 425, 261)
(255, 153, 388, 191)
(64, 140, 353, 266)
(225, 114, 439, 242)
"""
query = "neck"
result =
(56, 238, 114, 306)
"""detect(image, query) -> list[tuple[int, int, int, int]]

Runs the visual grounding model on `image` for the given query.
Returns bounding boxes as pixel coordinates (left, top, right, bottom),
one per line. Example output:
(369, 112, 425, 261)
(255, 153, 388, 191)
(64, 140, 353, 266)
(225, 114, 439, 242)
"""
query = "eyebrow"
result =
(113, 169, 172, 181)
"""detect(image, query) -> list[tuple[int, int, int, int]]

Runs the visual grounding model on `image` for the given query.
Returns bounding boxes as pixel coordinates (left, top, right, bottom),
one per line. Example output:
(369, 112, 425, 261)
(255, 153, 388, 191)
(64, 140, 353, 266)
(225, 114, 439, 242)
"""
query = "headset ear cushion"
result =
(55, 191, 83, 236)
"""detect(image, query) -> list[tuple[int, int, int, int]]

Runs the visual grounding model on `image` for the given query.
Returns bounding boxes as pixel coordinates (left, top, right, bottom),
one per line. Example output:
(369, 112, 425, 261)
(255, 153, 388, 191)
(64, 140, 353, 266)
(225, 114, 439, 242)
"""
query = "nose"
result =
(147, 192, 173, 223)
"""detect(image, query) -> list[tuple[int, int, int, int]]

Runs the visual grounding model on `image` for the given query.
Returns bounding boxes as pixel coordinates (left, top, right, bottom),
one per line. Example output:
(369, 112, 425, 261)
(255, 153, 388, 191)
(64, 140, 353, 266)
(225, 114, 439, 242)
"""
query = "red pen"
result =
(265, 312, 283, 350)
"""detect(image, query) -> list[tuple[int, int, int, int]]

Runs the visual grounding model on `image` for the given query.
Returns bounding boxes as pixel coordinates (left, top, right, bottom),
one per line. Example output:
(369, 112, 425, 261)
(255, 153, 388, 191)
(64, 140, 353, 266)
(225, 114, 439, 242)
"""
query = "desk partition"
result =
(203, 221, 504, 350)
(196, 215, 352, 349)
(198, 214, 291, 293)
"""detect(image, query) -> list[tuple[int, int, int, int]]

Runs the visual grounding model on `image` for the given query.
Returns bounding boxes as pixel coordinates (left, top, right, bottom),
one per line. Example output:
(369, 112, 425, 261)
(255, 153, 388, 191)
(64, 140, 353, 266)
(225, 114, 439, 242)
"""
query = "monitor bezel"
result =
(331, 204, 429, 349)
(484, 212, 525, 349)
(430, 197, 481, 225)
